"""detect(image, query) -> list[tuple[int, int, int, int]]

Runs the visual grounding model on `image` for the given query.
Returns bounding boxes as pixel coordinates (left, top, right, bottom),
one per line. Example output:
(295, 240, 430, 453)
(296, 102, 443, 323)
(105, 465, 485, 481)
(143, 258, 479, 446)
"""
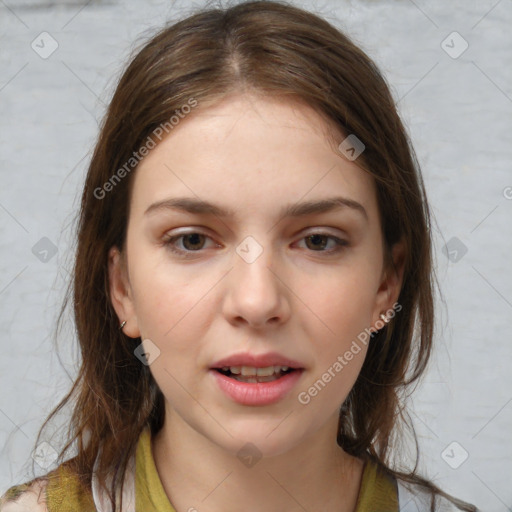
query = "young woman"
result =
(0, 1, 478, 511)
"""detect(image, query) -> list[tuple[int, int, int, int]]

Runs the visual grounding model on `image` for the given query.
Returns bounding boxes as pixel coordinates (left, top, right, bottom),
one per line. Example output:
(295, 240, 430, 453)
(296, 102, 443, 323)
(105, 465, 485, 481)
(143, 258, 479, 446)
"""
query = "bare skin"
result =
(109, 93, 405, 512)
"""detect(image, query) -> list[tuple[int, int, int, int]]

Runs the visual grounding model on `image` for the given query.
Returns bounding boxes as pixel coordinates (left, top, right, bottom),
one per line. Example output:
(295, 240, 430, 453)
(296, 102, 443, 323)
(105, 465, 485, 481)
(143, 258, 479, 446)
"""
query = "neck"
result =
(152, 407, 365, 512)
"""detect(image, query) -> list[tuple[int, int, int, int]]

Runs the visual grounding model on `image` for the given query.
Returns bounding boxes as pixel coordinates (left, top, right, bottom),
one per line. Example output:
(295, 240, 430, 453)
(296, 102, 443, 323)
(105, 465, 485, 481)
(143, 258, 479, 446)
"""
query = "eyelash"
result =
(162, 231, 348, 259)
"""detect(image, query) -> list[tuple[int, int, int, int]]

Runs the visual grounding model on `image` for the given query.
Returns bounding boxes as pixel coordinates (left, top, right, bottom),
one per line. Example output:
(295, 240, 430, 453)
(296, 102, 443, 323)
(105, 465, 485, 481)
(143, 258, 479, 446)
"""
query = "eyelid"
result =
(164, 225, 347, 240)
(301, 226, 347, 238)
(162, 227, 349, 259)
(161, 229, 219, 253)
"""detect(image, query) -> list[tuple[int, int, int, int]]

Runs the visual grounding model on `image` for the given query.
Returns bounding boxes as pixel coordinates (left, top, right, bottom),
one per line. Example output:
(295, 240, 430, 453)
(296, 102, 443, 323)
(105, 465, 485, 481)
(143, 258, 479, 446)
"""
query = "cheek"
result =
(323, 292, 375, 344)
(129, 249, 203, 337)
(131, 268, 209, 403)
(299, 267, 376, 402)
(307, 267, 379, 342)
(317, 292, 372, 372)
(297, 334, 368, 419)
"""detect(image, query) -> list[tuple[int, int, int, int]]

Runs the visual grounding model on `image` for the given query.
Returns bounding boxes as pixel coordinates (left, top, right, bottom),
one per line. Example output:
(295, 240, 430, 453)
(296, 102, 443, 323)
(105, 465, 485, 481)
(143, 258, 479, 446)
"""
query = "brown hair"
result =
(18, 1, 476, 510)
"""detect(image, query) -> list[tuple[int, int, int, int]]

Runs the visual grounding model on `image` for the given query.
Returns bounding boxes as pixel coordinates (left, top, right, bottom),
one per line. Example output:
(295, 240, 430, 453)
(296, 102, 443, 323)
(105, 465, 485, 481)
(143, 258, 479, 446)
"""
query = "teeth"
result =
(220, 365, 290, 376)
(241, 366, 255, 376)
(256, 366, 275, 377)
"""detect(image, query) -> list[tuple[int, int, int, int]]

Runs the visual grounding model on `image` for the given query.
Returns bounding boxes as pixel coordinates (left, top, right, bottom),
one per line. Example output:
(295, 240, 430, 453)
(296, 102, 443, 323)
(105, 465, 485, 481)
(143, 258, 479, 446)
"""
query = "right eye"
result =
(163, 231, 216, 258)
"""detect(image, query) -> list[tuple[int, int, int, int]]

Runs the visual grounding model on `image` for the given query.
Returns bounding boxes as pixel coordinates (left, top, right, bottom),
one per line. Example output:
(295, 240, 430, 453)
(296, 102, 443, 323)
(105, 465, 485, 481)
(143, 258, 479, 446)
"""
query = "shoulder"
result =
(0, 462, 95, 512)
(0, 478, 49, 512)
(397, 479, 478, 512)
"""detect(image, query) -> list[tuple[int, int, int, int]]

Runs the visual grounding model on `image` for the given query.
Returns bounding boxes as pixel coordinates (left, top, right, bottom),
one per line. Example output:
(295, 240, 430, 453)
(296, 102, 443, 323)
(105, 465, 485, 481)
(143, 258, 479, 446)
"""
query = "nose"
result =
(222, 238, 290, 329)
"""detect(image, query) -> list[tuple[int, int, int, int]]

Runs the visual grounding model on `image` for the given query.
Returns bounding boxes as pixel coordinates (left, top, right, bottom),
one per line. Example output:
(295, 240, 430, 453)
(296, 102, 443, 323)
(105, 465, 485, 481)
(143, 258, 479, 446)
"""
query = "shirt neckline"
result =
(135, 426, 398, 512)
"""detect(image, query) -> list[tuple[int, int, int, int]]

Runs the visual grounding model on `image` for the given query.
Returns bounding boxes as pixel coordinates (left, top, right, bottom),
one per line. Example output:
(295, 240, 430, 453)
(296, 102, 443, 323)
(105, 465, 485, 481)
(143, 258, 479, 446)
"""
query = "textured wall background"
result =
(1, 1, 511, 510)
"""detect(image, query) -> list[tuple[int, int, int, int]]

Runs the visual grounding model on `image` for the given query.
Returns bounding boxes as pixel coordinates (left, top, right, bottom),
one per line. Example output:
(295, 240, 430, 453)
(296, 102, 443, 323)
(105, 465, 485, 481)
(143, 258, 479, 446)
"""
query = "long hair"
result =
(21, 1, 475, 510)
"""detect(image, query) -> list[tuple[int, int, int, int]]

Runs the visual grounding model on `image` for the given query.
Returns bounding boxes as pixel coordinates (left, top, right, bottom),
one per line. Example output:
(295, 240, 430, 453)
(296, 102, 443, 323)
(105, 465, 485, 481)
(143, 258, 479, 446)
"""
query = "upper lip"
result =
(210, 351, 304, 369)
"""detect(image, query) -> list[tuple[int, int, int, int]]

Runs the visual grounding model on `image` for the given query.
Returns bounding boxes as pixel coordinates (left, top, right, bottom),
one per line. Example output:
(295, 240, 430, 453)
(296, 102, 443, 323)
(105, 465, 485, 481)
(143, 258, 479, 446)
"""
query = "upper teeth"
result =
(221, 365, 290, 376)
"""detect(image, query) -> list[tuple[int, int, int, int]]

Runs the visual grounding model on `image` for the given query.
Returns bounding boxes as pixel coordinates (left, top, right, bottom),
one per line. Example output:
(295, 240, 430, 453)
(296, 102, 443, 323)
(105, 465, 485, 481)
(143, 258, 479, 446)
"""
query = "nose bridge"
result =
(224, 233, 287, 325)
(233, 233, 277, 291)
(235, 234, 268, 266)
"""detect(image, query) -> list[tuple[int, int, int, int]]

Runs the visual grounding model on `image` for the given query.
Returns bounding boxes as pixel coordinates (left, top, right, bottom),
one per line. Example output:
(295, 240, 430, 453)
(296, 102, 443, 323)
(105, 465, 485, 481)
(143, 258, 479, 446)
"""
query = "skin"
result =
(109, 93, 405, 512)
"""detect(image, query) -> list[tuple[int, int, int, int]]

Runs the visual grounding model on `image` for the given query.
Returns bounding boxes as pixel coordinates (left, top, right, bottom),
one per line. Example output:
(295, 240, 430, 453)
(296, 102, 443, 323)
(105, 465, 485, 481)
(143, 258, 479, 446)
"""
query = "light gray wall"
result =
(1, 1, 511, 510)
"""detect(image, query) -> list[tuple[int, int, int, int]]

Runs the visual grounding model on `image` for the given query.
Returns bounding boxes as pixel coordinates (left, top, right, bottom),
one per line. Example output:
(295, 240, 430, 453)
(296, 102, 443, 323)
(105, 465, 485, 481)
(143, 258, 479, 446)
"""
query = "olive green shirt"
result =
(1, 427, 399, 511)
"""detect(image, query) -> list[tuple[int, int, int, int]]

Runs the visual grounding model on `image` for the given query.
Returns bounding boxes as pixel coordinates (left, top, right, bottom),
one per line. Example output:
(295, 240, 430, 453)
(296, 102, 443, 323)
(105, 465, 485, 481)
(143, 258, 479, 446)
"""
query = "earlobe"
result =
(108, 246, 141, 338)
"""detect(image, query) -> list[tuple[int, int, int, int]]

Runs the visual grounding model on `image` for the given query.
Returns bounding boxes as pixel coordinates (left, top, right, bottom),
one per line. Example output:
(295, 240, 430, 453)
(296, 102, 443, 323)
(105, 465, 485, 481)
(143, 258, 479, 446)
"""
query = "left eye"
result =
(164, 232, 214, 253)
(298, 233, 348, 253)
(163, 231, 347, 258)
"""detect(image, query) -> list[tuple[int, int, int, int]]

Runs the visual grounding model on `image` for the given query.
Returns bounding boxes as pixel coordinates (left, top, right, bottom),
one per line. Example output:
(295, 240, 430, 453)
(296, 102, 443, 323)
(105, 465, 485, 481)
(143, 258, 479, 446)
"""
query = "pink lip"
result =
(209, 368, 304, 406)
(210, 351, 305, 369)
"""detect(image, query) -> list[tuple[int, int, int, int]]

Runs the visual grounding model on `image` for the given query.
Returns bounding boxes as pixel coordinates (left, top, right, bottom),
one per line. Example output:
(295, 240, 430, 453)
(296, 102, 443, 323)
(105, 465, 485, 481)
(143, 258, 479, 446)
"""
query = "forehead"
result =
(129, 94, 377, 223)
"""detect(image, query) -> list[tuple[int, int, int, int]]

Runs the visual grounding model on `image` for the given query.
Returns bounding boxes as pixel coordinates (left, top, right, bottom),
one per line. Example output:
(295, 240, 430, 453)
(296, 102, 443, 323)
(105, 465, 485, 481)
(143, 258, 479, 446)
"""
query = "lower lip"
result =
(209, 369, 304, 406)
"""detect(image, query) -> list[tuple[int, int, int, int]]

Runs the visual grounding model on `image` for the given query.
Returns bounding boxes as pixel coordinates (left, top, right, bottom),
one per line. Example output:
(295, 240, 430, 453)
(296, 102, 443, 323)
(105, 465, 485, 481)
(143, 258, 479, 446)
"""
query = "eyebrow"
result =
(144, 196, 368, 221)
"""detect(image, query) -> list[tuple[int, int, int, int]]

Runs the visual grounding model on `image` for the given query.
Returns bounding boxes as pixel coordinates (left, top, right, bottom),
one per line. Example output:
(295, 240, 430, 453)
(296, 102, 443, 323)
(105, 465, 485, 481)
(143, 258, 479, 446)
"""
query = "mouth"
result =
(209, 361, 305, 405)
(213, 365, 301, 383)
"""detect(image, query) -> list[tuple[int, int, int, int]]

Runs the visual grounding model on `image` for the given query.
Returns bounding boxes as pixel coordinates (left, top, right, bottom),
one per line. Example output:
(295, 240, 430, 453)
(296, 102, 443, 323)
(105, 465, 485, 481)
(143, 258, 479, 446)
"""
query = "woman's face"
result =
(109, 93, 403, 457)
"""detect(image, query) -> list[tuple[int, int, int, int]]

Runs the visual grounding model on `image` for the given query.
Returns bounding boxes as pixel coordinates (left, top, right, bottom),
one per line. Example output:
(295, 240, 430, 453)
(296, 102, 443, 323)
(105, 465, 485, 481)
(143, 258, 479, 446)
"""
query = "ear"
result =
(108, 246, 141, 339)
(371, 238, 406, 329)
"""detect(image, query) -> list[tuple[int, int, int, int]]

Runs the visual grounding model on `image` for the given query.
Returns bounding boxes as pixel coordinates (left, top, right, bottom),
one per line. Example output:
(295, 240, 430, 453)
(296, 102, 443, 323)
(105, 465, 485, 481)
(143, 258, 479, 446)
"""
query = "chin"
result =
(206, 420, 307, 460)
